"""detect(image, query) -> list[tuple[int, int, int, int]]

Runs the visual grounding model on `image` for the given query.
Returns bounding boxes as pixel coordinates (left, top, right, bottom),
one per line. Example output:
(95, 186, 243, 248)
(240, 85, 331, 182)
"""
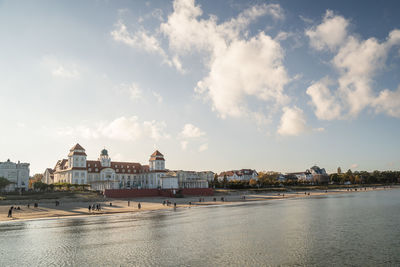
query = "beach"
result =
(0, 186, 393, 222)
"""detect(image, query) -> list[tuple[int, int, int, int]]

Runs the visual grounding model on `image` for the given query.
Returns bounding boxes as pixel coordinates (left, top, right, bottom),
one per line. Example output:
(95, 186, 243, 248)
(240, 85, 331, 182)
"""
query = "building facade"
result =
(46, 144, 212, 191)
(218, 169, 258, 181)
(0, 159, 30, 192)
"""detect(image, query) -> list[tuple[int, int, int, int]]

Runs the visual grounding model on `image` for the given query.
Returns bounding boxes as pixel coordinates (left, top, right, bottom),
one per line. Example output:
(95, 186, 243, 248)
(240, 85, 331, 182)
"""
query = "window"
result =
(95, 168, 98, 172)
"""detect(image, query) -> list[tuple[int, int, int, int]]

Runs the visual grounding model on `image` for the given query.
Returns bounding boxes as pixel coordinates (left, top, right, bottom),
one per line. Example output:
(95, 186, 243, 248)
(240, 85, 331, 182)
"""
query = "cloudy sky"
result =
(1, 0, 400, 175)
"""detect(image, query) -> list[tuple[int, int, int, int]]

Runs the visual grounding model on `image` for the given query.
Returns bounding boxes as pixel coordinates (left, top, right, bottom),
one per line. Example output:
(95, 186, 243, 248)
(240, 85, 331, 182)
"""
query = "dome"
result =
(101, 148, 108, 156)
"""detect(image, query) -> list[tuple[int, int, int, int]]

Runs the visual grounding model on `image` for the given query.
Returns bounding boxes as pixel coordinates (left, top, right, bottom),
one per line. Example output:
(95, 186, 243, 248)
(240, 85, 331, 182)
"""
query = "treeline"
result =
(32, 181, 90, 192)
(209, 170, 400, 189)
(330, 170, 400, 184)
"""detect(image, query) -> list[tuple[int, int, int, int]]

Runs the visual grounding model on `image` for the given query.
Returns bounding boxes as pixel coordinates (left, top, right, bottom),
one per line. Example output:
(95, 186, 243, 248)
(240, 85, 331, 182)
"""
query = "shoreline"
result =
(0, 186, 396, 223)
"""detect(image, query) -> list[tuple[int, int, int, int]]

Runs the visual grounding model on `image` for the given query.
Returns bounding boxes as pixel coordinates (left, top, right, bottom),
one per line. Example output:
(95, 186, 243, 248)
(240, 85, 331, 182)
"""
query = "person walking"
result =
(128, 201, 130, 207)
(138, 202, 141, 209)
(88, 205, 91, 213)
(7, 208, 12, 218)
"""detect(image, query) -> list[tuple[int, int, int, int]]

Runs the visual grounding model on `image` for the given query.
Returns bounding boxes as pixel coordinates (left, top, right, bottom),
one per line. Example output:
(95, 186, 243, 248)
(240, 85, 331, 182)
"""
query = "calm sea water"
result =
(1, 189, 400, 266)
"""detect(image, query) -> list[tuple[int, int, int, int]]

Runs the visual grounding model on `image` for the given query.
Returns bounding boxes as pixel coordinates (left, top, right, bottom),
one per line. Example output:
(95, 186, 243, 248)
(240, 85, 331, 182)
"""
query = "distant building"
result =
(171, 170, 210, 188)
(218, 169, 258, 181)
(285, 166, 329, 183)
(0, 159, 30, 192)
(45, 143, 212, 191)
(46, 144, 167, 191)
(43, 168, 54, 184)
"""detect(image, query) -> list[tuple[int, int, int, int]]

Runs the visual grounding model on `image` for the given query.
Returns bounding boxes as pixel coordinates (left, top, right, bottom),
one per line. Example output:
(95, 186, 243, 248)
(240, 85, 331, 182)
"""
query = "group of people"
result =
(88, 204, 101, 213)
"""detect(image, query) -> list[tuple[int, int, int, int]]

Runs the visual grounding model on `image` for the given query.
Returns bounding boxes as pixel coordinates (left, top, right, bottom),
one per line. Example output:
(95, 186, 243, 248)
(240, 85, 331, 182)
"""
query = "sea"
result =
(1, 189, 399, 266)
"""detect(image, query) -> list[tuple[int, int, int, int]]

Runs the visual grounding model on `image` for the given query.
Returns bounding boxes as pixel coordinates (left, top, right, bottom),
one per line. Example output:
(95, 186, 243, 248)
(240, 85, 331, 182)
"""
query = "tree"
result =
(29, 173, 44, 189)
(33, 181, 48, 191)
(337, 167, 342, 174)
(249, 178, 258, 187)
(0, 177, 12, 190)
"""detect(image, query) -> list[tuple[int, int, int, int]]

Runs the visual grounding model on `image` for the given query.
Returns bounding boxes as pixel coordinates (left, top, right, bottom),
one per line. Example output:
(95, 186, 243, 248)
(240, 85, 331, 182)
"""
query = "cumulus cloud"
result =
(306, 11, 400, 120)
(180, 123, 205, 138)
(373, 85, 400, 118)
(350, 163, 358, 169)
(161, 0, 290, 122)
(111, 20, 183, 72)
(306, 79, 342, 120)
(305, 10, 349, 51)
(277, 106, 307, 136)
(57, 116, 170, 142)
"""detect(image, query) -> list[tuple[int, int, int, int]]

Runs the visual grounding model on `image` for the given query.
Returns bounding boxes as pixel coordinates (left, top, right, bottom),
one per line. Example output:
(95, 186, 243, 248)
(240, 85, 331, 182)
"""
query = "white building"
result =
(172, 170, 210, 188)
(218, 169, 258, 181)
(46, 144, 168, 191)
(0, 159, 30, 192)
(45, 144, 215, 191)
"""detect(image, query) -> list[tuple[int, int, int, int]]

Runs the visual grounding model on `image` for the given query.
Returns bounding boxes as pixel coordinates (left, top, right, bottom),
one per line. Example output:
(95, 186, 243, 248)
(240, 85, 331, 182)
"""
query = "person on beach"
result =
(88, 205, 91, 213)
(128, 201, 130, 207)
(110, 202, 112, 207)
(138, 203, 141, 209)
(27, 204, 30, 208)
(162, 201, 165, 206)
(8, 208, 12, 218)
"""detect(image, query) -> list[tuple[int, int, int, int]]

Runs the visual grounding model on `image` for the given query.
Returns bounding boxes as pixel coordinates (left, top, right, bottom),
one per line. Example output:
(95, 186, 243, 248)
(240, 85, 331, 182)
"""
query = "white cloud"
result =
(277, 106, 307, 136)
(152, 91, 163, 103)
(117, 82, 143, 101)
(373, 85, 400, 118)
(306, 11, 400, 120)
(198, 143, 208, 152)
(161, 0, 290, 123)
(305, 10, 349, 51)
(57, 116, 169, 142)
(180, 123, 205, 138)
(306, 79, 342, 120)
(111, 20, 183, 72)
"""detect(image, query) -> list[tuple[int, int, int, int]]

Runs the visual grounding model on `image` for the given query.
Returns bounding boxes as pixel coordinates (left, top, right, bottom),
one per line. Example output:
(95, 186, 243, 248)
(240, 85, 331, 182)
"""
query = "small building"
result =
(0, 159, 30, 192)
(218, 169, 258, 181)
(43, 168, 54, 184)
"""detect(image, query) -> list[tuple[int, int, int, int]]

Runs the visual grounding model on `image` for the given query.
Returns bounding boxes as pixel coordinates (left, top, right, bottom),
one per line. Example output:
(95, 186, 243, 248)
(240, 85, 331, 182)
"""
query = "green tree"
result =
(337, 167, 342, 174)
(0, 177, 12, 190)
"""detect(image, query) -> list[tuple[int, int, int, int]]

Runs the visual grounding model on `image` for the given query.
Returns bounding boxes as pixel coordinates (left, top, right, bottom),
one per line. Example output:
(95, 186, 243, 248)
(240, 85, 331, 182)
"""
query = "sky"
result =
(1, 0, 400, 175)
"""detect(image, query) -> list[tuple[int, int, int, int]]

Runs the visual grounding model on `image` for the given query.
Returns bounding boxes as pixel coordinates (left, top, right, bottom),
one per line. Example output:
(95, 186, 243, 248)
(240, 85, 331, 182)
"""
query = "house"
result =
(218, 169, 258, 181)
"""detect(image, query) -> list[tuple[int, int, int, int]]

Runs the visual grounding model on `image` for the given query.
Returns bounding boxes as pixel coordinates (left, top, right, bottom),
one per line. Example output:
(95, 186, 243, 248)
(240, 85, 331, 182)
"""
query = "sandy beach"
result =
(0, 186, 394, 222)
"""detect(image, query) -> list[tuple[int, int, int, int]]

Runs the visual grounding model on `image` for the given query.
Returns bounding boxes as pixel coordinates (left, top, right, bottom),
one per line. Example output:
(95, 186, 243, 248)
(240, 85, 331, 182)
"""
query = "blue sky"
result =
(1, 0, 400, 175)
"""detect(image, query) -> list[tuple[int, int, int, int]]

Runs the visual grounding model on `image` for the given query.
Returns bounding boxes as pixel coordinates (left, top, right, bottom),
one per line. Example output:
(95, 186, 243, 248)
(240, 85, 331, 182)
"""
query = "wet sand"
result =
(0, 186, 393, 222)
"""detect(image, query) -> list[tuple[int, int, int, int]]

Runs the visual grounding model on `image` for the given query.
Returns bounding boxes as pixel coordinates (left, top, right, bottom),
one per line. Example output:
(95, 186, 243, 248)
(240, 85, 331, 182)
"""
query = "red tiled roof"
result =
(70, 143, 85, 151)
